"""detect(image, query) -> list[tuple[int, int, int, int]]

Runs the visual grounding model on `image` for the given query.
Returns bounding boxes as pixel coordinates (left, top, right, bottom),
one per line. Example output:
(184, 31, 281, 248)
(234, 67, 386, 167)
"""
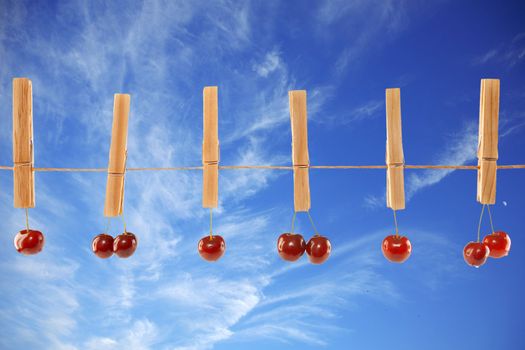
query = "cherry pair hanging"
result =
(92, 216, 137, 259)
(463, 204, 511, 267)
(278, 211, 331, 264)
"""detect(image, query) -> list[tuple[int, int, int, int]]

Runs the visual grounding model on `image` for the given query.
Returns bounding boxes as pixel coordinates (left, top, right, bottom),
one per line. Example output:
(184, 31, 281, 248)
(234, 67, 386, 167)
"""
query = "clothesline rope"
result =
(1, 164, 525, 172)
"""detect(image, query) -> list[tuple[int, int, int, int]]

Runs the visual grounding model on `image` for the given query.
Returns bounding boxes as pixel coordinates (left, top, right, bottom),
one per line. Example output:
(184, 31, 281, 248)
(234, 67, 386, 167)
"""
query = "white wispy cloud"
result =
(349, 100, 384, 122)
(473, 49, 499, 65)
(0, 1, 486, 349)
(323, 99, 383, 127)
(472, 32, 525, 68)
(364, 193, 386, 209)
(0, 254, 80, 349)
(156, 275, 262, 350)
(406, 114, 525, 200)
(222, 232, 409, 347)
(1, 2, 298, 349)
(84, 319, 159, 350)
(363, 121, 478, 209)
(316, 0, 410, 74)
(406, 122, 478, 199)
(362, 90, 525, 210)
(252, 50, 283, 78)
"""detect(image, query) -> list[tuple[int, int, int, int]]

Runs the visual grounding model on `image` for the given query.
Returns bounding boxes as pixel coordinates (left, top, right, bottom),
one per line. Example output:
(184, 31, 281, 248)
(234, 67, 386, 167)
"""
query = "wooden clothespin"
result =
(289, 90, 311, 212)
(13, 78, 35, 208)
(385, 88, 405, 210)
(203, 86, 219, 208)
(477, 79, 499, 204)
(104, 94, 131, 217)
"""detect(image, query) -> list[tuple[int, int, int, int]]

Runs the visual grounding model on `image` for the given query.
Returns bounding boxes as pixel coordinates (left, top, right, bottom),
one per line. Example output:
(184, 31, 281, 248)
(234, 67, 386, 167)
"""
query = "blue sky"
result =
(0, 0, 524, 349)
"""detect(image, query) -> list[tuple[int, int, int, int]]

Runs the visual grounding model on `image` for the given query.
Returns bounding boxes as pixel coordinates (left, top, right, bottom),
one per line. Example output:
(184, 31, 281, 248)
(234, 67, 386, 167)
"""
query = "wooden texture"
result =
(477, 79, 499, 204)
(477, 159, 497, 204)
(104, 94, 130, 217)
(385, 88, 405, 210)
(289, 90, 311, 212)
(13, 78, 35, 208)
(202, 86, 219, 208)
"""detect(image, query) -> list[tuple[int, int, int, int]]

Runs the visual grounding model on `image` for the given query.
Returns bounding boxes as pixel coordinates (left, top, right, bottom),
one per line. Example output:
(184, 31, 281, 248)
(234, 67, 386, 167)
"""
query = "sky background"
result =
(0, 0, 525, 349)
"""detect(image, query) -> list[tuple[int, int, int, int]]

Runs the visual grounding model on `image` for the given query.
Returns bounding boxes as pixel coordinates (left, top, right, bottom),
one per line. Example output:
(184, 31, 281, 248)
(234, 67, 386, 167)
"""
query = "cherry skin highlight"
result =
(463, 241, 490, 267)
(113, 232, 138, 258)
(14, 229, 45, 255)
(306, 235, 331, 264)
(483, 231, 511, 258)
(92, 233, 114, 259)
(277, 233, 306, 262)
(198, 235, 226, 261)
(382, 235, 412, 263)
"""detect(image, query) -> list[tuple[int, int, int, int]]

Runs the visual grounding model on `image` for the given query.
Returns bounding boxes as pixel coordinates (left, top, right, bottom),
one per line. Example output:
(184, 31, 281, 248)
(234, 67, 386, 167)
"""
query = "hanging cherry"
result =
(463, 241, 490, 267)
(14, 209, 44, 255)
(481, 206, 511, 259)
(113, 232, 138, 258)
(92, 233, 114, 259)
(305, 235, 331, 264)
(198, 235, 226, 261)
(382, 234, 412, 263)
(14, 229, 45, 255)
(464, 204, 495, 267)
(483, 231, 511, 258)
(277, 233, 306, 262)
(278, 211, 327, 263)
(382, 210, 410, 263)
(198, 208, 226, 262)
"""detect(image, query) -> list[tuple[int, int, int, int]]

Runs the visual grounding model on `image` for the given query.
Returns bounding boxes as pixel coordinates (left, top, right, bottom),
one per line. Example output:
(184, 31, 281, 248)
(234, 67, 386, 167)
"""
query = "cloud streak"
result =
(472, 32, 525, 68)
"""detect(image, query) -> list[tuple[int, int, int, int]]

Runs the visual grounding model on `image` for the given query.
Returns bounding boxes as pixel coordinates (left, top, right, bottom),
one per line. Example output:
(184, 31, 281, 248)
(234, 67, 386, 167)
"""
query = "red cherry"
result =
(92, 234, 114, 259)
(14, 229, 45, 255)
(382, 235, 411, 263)
(483, 231, 511, 258)
(198, 235, 226, 261)
(463, 241, 490, 267)
(306, 235, 331, 264)
(277, 233, 306, 262)
(113, 232, 138, 258)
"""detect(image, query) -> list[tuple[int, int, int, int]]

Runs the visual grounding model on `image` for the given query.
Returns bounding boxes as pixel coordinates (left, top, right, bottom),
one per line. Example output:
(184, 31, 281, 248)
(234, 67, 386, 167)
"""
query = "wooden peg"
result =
(203, 86, 219, 208)
(13, 78, 35, 208)
(477, 79, 499, 204)
(104, 94, 130, 217)
(385, 88, 405, 210)
(289, 90, 311, 212)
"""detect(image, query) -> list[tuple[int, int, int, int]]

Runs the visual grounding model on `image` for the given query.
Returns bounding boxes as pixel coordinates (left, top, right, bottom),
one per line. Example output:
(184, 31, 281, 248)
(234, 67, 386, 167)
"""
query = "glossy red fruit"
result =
(14, 229, 45, 255)
(306, 235, 331, 264)
(198, 235, 226, 261)
(277, 233, 306, 262)
(382, 235, 412, 263)
(463, 241, 490, 267)
(92, 234, 114, 259)
(113, 232, 138, 258)
(483, 231, 511, 258)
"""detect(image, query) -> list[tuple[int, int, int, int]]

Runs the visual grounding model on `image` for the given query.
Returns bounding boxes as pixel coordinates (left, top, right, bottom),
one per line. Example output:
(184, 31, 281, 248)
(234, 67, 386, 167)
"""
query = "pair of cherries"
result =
(277, 233, 331, 264)
(92, 232, 138, 259)
(14, 229, 45, 255)
(198, 235, 226, 262)
(381, 234, 412, 263)
(463, 231, 511, 267)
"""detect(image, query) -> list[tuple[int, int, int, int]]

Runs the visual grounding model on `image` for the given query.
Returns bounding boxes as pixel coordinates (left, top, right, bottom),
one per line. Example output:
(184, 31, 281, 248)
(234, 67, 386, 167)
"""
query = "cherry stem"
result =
(306, 211, 320, 236)
(393, 209, 399, 238)
(209, 208, 213, 240)
(121, 213, 128, 234)
(486, 205, 495, 234)
(105, 217, 111, 235)
(290, 211, 297, 234)
(25, 208, 30, 233)
(477, 204, 486, 243)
